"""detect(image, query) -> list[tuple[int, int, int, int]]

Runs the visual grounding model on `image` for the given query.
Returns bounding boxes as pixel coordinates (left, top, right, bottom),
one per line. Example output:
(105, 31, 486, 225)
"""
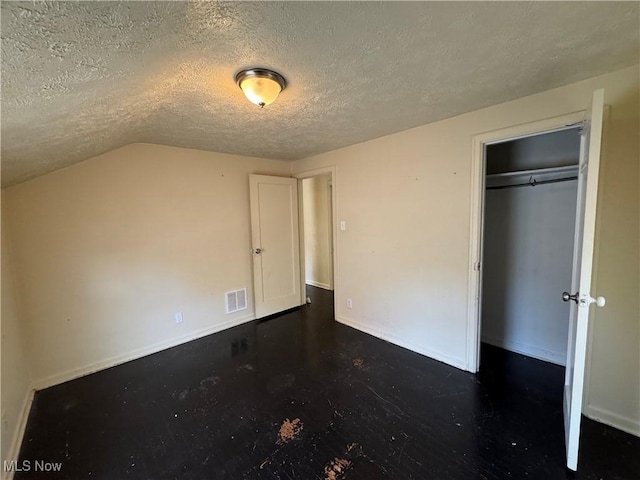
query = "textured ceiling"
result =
(2, 1, 639, 187)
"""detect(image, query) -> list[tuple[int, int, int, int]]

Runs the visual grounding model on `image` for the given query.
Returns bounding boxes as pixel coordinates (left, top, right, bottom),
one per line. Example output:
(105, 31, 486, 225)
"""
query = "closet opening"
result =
(479, 127, 582, 380)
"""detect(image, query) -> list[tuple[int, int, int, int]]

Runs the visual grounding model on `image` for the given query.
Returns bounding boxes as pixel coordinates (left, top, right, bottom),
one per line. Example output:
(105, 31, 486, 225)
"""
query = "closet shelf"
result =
(486, 164, 578, 180)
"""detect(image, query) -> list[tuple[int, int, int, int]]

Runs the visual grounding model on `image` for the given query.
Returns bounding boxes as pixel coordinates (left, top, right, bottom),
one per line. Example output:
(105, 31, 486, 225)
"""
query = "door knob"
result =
(563, 291, 606, 307)
(253, 248, 262, 255)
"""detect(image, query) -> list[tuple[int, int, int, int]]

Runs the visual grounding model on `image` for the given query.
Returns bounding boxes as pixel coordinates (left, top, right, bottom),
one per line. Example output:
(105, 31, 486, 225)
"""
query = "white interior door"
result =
(249, 175, 302, 319)
(563, 89, 606, 471)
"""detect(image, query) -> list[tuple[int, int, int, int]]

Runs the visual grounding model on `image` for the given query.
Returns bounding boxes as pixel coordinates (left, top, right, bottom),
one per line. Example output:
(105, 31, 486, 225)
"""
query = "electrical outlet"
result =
(340, 220, 347, 231)
(346, 298, 353, 309)
(175, 312, 183, 324)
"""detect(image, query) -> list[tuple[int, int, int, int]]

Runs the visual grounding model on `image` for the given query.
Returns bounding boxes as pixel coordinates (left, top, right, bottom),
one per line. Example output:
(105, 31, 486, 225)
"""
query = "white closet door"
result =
(563, 89, 606, 471)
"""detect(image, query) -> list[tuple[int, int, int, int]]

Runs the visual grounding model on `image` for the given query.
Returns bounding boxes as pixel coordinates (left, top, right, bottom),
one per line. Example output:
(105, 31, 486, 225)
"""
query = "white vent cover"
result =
(225, 288, 247, 314)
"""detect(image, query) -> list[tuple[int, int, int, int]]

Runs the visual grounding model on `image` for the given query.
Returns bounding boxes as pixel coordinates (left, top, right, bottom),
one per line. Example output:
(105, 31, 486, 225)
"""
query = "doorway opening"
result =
(296, 167, 337, 318)
(479, 127, 581, 371)
(301, 174, 334, 292)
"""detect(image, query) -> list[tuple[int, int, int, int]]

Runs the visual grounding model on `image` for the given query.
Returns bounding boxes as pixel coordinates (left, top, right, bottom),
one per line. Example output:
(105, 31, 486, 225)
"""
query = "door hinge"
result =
(474, 262, 482, 271)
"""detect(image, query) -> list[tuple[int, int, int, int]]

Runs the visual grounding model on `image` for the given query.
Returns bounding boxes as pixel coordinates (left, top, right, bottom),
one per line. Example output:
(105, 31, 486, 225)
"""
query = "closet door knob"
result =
(562, 291, 579, 303)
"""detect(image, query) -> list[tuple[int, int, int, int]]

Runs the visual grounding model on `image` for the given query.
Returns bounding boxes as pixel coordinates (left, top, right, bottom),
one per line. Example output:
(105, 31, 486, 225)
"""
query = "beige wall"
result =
(302, 175, 332, 289)
(2, 144, 291, 387)
(585, 68, 640, 434)
(1, 200, 33, 463)
(292, 66, 640, 434)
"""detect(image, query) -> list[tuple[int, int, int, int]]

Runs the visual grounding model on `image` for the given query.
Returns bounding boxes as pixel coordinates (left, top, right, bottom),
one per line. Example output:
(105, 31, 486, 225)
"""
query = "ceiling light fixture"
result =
(235, 68, 287, 108)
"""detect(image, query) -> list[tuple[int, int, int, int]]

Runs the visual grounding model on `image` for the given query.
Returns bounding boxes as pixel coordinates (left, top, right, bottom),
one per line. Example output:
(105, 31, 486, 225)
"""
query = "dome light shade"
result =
(235, 68, 287, 108)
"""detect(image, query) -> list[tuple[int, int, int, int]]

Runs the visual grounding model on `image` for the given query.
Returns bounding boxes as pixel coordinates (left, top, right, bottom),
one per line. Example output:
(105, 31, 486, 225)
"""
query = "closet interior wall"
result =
(481, 129, 581, 365)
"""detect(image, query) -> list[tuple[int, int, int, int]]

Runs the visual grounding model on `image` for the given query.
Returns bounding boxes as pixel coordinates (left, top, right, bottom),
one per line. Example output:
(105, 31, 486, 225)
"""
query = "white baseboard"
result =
(584, 404, 640, 437)
(33, 314, 256, 391)
(481, 335, 566, 366)
(336, 315, 466, 370)
(2, 386, 35, 480)
(305, 280, 332, 290)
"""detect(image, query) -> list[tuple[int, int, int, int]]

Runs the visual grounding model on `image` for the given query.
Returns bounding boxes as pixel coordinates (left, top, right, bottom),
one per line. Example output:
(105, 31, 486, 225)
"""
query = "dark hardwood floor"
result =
(16, 286, 639, 479)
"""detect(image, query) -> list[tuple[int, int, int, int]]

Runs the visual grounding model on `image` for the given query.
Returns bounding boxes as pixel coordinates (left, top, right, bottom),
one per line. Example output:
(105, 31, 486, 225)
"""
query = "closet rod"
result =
(486, 176, 577, 190)
(485, 164, 578, 180)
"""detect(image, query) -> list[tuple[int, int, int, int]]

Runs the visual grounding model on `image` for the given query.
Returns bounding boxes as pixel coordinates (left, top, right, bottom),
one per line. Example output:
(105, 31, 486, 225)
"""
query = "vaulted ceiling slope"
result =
(1, 2, 638, 187)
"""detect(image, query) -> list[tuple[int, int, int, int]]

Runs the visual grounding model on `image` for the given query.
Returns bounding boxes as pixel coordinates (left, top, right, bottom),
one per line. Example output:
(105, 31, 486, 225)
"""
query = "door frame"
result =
(294, 166, 337, 312)
(327, 180, 334, 290)
(466, 111, 586, 373)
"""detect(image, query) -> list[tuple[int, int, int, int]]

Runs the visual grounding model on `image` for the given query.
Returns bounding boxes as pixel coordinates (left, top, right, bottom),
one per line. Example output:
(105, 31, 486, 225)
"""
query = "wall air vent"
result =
(225, 288, 247, 314)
